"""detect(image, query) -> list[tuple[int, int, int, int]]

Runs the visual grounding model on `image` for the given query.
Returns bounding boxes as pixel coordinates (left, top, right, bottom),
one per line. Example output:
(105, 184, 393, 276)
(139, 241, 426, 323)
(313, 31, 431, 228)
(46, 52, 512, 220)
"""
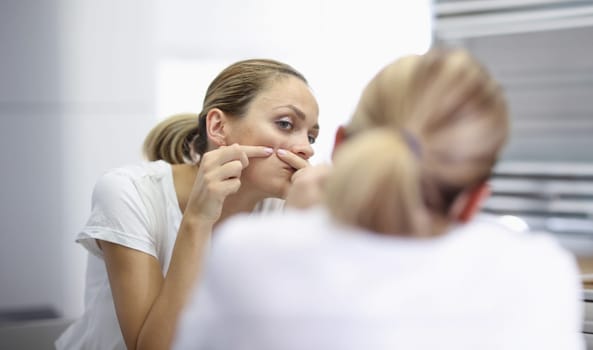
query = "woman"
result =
(56, 59, 320, 350)
(173, 49, 583, 349)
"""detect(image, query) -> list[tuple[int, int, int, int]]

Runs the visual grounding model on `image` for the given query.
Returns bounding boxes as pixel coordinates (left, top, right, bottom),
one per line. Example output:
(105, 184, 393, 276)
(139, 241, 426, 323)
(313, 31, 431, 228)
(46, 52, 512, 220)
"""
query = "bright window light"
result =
(156, 0, 434, 164)
(156, 60, 231, 120)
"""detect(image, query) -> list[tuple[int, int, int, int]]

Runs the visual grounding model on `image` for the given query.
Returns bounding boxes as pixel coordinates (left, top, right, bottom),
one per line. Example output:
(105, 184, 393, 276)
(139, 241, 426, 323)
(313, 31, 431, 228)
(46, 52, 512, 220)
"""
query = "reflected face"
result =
(226, 75, 319, 198)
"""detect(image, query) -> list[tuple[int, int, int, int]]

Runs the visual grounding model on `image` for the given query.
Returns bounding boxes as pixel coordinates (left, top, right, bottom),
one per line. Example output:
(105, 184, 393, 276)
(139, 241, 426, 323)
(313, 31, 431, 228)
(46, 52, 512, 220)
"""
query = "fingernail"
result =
(277, 149, 287, 156)
(264, 147, 273, 154)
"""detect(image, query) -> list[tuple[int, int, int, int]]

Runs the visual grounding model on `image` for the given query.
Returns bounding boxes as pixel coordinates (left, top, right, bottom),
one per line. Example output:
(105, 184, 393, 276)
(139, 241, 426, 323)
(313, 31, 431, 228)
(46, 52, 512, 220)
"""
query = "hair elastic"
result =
(400, 129, 422, 159)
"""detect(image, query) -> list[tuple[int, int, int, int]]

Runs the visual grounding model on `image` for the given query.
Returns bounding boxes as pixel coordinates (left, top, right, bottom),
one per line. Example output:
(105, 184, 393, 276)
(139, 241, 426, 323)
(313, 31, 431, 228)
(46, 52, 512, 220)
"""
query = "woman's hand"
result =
(185, 144, 273, 223)
(285, 164, 332, 209)
(276, 148, 311, 192)
(276, 148, 310, 173)
(276, 148, 331, 209)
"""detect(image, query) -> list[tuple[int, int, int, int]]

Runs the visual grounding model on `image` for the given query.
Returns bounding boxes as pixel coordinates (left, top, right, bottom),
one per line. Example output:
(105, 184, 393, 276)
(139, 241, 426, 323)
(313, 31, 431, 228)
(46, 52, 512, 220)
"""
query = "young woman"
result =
(56, 59, 320, 350)
(174, 49, 583, 349)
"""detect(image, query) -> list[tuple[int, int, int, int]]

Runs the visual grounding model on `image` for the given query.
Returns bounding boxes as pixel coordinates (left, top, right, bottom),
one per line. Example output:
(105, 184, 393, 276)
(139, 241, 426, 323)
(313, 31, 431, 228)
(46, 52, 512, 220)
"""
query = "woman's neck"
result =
(217, 189, 262, 224)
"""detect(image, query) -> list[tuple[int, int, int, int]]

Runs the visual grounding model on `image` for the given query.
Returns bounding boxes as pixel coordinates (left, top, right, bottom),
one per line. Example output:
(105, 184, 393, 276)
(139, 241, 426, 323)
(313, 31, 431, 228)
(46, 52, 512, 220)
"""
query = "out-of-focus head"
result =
(326, 129, 426, 235)
(327, 48, 509, 236)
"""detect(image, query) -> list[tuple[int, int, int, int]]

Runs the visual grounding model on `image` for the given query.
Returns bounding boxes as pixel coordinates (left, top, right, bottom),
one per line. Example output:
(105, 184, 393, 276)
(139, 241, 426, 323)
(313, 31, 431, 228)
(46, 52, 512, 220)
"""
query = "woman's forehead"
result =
(253, 77, 319, 115)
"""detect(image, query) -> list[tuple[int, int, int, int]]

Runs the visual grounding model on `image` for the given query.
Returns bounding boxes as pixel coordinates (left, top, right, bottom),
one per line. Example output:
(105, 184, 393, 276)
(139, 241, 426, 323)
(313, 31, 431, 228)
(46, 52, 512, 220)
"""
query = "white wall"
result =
(0, 0, 64, 316)
(0, 0, 156, 318)
(156, 0, 434, 163)
(0, 0, 432, 319)
(58, 0, 156, 317)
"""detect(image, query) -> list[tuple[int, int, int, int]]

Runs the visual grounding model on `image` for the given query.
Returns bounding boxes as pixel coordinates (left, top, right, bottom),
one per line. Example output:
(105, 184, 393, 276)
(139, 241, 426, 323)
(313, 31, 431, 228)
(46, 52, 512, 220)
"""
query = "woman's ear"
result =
(331, 126, 348, 160)
(451, 182, 491, 223)
(205, 108, 228, 147)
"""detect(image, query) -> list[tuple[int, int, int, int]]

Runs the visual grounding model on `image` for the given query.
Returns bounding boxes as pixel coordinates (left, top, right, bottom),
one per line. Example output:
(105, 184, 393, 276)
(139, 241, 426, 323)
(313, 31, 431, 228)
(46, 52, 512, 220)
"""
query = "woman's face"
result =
(225, 75, 319, 198)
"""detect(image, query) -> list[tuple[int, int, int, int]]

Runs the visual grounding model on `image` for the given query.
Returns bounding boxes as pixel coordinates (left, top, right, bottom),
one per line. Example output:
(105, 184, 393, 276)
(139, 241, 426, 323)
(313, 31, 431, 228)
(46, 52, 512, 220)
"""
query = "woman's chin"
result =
(256, 177, 292, 199)
(244, 168, 293, 199)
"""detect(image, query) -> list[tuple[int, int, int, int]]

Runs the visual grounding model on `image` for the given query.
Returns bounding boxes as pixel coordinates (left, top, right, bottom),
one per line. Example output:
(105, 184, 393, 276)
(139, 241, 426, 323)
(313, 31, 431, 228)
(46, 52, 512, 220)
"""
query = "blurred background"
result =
(1, 0, 593, 348)
(0, 0, 432, 322)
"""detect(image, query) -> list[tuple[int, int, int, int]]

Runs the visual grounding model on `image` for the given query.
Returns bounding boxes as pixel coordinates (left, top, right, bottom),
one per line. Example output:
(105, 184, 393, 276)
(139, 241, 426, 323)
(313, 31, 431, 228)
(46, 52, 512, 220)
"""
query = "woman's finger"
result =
(276, 149, 309, 170)
(205, 145, 272, 169)
(285, 164, 332, 209)
(238, 145, 274, 159)
(214, 178, 242, 197)
(213, 160, 244, 181)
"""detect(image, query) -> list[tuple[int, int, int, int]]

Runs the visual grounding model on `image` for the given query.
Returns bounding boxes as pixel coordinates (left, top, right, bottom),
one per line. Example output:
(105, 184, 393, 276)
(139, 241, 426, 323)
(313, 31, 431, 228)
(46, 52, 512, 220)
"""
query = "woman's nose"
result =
(290, 136, 315, 160)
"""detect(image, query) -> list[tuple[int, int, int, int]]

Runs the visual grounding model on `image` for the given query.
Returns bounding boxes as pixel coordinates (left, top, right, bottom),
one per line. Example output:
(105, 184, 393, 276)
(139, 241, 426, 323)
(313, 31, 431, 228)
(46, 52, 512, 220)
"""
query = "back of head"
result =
(327, 48, 509, 236)
(143, 113, 200, 164)
(143, 59, 307, 164)
(326, 129, 426, 235)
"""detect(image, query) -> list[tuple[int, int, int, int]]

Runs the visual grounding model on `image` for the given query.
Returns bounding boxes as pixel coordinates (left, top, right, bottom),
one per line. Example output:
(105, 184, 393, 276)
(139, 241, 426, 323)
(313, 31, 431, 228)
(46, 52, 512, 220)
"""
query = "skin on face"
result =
(225, 75, 320, 198)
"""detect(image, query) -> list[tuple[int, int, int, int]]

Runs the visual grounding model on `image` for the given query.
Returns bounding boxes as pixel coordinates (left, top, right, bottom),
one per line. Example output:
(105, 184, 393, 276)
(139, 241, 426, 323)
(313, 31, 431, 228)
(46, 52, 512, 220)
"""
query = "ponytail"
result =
(324, 129, 427, 236)
(143, 113, 200, 164)
(345, 49, 508, 219)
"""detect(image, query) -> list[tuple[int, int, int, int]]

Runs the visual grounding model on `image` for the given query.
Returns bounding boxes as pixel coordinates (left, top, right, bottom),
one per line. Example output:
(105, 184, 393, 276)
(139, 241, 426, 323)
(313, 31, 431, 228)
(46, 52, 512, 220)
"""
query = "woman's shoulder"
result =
(464, 215, 565, 247)
(100, 160, 171, 181)
(94, 160, 170, 190)
(79, 160, 174, 259)
(90, 160, 173, 209)
(456, 215, 578, 277)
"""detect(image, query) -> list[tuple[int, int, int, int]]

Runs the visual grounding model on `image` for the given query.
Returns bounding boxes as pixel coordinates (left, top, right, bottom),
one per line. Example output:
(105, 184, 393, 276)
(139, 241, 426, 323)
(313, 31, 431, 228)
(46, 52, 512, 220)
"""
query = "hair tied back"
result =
(400, 129, 422, 159)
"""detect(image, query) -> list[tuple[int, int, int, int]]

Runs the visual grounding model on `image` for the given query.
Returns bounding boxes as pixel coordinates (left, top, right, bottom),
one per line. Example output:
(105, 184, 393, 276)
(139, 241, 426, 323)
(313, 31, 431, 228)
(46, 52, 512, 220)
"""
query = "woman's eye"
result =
(276, 120, 293, 130)
(308, 135, 316, 144)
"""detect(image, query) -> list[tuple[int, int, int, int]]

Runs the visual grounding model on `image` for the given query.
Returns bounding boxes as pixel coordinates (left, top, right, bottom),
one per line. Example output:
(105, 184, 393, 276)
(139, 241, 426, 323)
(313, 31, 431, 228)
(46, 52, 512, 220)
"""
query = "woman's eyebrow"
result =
(276, 104, 319, 130)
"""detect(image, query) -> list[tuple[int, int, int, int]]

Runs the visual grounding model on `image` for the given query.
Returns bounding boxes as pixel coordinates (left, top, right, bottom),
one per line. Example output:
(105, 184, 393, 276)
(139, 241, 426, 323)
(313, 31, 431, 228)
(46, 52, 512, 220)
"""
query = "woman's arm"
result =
(101, 219, 212, 350)
(101, 144, 273, 350)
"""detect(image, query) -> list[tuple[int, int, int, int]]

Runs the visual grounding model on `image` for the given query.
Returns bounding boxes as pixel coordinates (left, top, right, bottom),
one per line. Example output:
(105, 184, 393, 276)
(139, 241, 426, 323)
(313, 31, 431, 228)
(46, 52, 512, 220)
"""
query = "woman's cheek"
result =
(242, 158, 272, 185)
(243, 158, 291, 195)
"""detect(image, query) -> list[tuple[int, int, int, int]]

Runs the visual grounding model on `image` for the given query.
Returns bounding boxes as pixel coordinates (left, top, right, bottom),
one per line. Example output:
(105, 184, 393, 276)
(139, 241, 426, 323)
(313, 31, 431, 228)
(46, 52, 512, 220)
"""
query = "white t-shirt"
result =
(55, 160, 283, 350)
(174, 207, 584, 350)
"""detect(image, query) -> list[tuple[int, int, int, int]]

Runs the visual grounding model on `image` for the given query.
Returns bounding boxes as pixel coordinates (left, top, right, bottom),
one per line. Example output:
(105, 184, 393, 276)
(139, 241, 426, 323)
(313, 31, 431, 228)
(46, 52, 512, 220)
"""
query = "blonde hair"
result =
(326, 129, 426, 235)
(326, 48, 509, 236)
(143, 113, 200, 164)
(142, 59, 308, 164)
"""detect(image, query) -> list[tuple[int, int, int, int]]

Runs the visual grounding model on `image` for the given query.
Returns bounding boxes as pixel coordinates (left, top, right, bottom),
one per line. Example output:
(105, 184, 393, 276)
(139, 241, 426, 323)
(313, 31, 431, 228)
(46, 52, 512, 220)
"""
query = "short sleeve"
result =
(76, 171, 157, 259)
